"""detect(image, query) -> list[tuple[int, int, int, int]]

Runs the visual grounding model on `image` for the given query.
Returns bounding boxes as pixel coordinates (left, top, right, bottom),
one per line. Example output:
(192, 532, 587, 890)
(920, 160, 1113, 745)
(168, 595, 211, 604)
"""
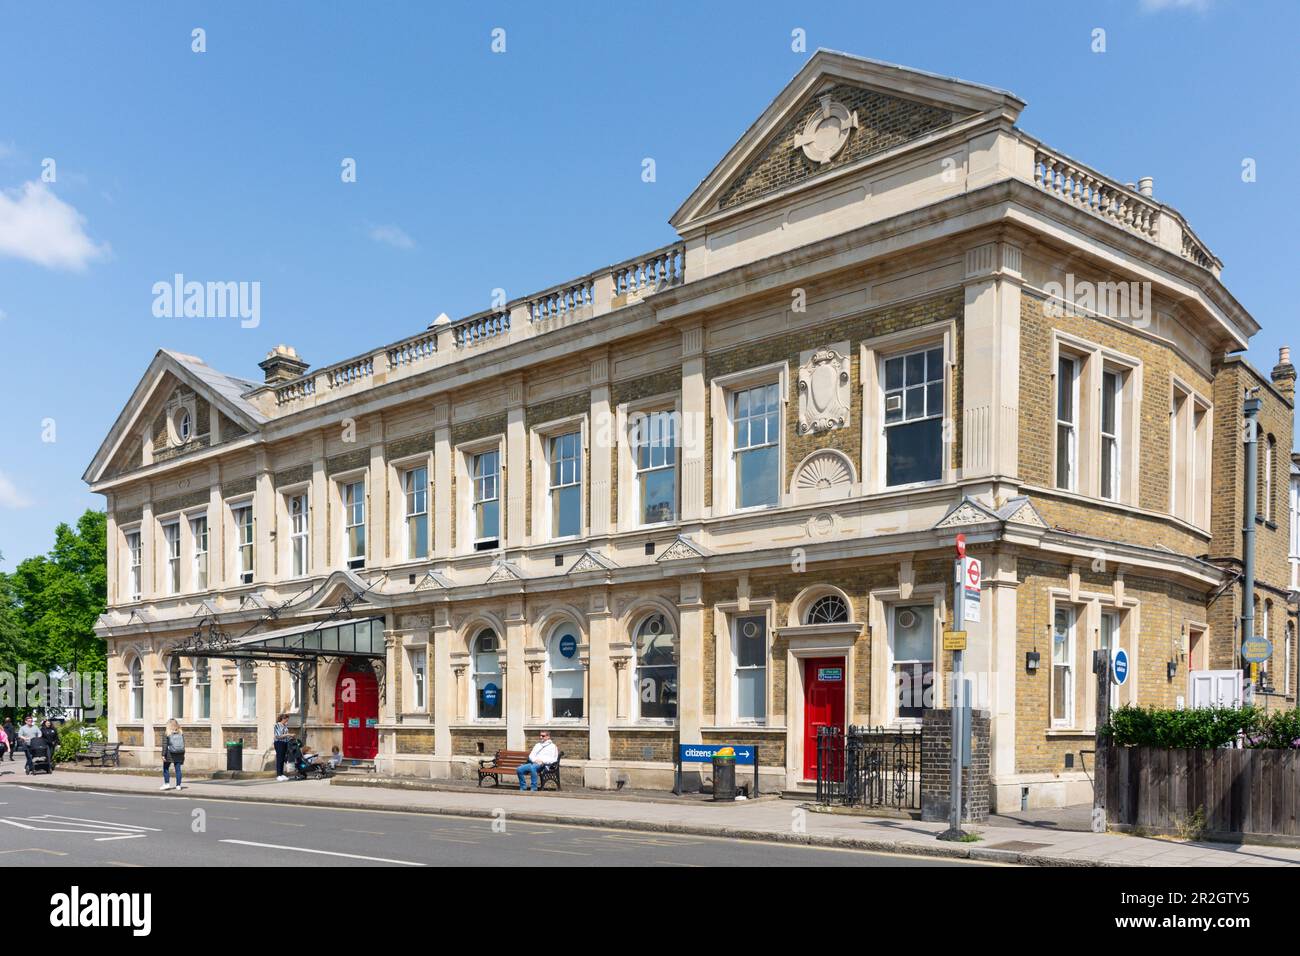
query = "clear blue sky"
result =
(1, 0, 1296, 565)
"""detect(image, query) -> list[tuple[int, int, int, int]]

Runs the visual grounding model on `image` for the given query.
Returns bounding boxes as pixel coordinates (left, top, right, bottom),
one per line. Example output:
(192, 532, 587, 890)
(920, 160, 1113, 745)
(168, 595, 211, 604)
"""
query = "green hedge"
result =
(1104, 705, 1300, 749)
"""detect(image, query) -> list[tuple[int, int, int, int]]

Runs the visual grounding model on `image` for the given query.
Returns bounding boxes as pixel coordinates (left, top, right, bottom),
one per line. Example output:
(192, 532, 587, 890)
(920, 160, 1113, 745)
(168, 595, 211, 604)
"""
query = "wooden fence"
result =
(1105, 745, 1300, 840)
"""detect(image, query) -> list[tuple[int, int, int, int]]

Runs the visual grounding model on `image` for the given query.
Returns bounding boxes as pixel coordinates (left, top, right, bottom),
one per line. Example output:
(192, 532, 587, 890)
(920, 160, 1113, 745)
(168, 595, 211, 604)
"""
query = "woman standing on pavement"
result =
(273, 714, 291, 782)
(160, 718, 185, 791)
(2, 718, 15, 761)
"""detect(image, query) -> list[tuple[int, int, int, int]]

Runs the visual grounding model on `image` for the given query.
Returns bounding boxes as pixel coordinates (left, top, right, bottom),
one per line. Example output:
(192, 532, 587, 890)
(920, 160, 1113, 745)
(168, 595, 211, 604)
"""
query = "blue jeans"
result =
(163, 762, 182, 787)
(516, 762, 542, 790)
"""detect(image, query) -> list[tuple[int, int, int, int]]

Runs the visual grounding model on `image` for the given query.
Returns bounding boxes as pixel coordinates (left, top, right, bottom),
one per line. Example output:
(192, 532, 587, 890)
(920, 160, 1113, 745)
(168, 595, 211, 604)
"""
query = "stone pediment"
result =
(932, 496, 1002, 530)
(670, 50, 1022, 230)
(486, 559, 527, 584)
(998, 496, 1049, 529)
(414, 569, 455, 590)
(655, 534, 714, 563)
(567, 550, 618, 575)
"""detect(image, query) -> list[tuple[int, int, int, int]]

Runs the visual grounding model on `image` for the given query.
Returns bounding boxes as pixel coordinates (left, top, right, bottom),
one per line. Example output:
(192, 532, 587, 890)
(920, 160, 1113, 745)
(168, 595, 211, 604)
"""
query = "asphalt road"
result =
(0, 782, 992, 867)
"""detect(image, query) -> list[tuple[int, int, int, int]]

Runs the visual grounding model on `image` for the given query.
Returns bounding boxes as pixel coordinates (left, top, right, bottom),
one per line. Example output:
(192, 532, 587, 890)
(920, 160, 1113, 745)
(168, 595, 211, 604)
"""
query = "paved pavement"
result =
(0, 778, 983, 868)
(3, 764, 1298, 866)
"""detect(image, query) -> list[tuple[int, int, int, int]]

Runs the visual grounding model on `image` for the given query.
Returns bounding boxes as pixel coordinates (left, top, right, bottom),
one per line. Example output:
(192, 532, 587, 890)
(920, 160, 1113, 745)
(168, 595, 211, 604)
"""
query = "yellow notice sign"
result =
(943, 630, 968, 651)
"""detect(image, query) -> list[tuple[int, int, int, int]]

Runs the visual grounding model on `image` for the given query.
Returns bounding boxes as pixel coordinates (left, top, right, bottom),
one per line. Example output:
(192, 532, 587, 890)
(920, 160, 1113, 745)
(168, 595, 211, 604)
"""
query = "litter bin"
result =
(712, 753, 736, 802)
(225, 739, 243, 772)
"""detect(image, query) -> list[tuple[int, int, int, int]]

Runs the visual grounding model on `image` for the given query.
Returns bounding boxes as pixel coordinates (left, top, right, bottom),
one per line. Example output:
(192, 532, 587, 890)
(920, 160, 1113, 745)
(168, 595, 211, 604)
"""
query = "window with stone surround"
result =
(1170, 380, 1211, 526)
(125, 528, 142, 601)
(1099, 610, 1123, 710)
(546, 625, 584, 720)
(1263, 434, 1276, 523)
(1051, 334, 1141, 505)
(711, 362, 787, 513)
(409, 648, 427, 712)
(889, 604, 934, 723)
(472, 629, 502, 720)
(633, 409, 677, 525)
(472, 450, 500, 550)
(634, 613, 677, 721)
(168, 655, 184, 719)
(239, 661, 257, 720)
(161, 520, 180, 595)
(288, 491, 310, 576)
(883, 345, 944, 488)
(231, 501, 254, 584)
(403, 466, 429, 559)
(190, 513, 209, 590)
(342, 479, 366, 569)
(732, 613, 768, 723)
(1052, 604, 1077, 728)
(548, 431, 582, 539)
(129, 656, 144, 721)
(194, 657, 211, 719)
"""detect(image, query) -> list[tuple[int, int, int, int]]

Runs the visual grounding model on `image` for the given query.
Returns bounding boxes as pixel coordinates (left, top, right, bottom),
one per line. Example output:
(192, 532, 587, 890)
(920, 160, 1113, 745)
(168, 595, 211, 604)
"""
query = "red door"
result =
(335, 662, 379, 759)
(804, 657, 846, 779)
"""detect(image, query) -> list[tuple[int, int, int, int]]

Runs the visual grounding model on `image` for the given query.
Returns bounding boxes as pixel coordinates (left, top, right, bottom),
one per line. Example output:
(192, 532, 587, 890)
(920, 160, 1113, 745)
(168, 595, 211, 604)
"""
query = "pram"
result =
(25, 737, 53, 775)
(284, 737, 334, 780)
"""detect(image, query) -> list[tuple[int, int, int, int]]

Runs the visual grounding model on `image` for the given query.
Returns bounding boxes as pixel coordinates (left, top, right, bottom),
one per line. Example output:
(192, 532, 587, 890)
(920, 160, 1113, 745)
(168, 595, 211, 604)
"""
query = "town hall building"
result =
(85, 52, 1295, 809)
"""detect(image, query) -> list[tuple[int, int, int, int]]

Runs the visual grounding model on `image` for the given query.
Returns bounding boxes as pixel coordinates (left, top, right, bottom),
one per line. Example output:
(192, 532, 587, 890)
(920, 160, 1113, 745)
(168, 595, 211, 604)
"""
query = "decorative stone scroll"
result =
(797, 343, 851, 435)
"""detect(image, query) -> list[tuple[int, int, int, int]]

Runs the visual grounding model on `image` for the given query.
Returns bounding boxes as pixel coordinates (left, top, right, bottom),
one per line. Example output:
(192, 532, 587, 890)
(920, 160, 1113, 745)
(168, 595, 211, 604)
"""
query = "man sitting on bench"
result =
(516, 730, 558, 792)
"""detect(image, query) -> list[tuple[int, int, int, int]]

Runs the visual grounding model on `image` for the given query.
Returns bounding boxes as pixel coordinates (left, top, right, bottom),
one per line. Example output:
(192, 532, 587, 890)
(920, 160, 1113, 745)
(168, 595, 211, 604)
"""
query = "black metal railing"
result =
(816, 725, 922, 810)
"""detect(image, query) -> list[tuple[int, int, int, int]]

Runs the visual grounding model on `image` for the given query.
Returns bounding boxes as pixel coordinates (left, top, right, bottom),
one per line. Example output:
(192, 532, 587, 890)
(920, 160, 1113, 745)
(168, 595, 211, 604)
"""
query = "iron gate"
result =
(815, 725, 922, 810)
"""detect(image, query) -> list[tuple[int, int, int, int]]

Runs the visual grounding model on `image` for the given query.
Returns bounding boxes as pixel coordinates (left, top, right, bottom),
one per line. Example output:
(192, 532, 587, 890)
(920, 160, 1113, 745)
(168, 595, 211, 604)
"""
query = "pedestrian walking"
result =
(2, 719, 15, 761)
(40, 720, 59, 769)
(17, 715, 39, 773)
(160, 718, 185, 791)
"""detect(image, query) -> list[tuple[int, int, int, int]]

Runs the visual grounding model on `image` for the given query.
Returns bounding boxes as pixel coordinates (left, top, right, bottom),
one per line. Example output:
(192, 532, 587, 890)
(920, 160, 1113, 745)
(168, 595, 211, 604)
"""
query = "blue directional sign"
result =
(1112, 648, 1129, 686)
(483, 682, 500, 706)
(677, 743, 756, 765)
(559, 634, 577, 659)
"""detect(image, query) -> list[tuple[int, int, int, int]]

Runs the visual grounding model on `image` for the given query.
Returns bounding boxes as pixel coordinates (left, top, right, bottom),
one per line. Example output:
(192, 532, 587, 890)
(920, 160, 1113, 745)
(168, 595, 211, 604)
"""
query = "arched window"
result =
(193, 658, 211, 719)
(473, 629, 503, 719)
(1264, 435, 1276, 522)
(547, 626, 584, 719)
(634, 613, 677, 720)
(167, 656, 184, 719)
(238, 661, 257, 720)
(805, 594, 849, 625)
(129, 657, 144, 721)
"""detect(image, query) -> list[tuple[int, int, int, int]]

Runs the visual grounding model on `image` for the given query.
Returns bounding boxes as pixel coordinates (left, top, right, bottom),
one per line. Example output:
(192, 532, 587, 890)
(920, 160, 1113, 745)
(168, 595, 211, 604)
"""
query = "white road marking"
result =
(219, 839, 425, 866)
(0, 815, 160, 838)
(95, 834, 147, 842)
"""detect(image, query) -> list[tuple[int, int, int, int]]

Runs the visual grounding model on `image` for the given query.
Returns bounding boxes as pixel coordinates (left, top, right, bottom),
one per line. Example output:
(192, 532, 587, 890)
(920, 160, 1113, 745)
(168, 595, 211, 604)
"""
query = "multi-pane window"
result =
(233, 504, 254, 584)
(283, 493, 308, 577)
(129, 657, 144, 720)
(884, 346, 945, 487)
(733, 383, 780, 508)
(473, 630, 502, 719)
(1264, 435, 1276, 522)
(194, 657, 211, 720)
(548, 628, 584, 719)
(403, 467, 429, 559)
(805, 594, 849, 625)
(472, 451, 500, 550)
(1055, 355, 1079, 491)
(168, 656, 184, 719)
(1052, 606, 1076, 726)
(549, 432, 582, 538)
(126, 530, 142, 600)
(162, 521, 181, 594)
(1100, 370, 1122, 500)
(238, 661, 257, 720)
(1171, 384, 1211, 525)
(190, 515, 208, 590)
(733, 614, 767, 722)
(411, 649, 427, 711)
(343, 480, 366, 569)
(891, 604, 934, 721)
(634, 410, 676, 524)
(635, 613, 678, 720)
(1100, 611, 1122, 710)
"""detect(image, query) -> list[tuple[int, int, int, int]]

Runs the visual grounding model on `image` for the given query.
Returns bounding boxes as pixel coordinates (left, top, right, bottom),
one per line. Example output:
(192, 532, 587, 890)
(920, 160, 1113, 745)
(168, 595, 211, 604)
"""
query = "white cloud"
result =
(0, 181, 109, 270)
(367, 223, 415, 250)
(0, 471, 33, 509)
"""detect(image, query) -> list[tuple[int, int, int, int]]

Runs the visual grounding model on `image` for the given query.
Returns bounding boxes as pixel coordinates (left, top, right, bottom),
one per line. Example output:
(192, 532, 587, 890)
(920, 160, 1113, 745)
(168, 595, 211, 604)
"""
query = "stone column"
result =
(589, 354, 613, 536)
(140, 494, 155, 600)
(962, 242, 1022, 490)
(207, 462, 224, 589)
(368, 415, 388, 565)
(505, 379, 526, 547)
(432, 403, 452, 559)
(587, 588, 612, 766)
(505, 600, 526, 749)
(432, 606, 453, 764)
(677, 575, 706, 744)
(105, 493, 118, 604)
(254, 449, 274, 582)
(988, 550, 1020, 813)
(680, 323, 706, 522)
(310, 433, 327, 573)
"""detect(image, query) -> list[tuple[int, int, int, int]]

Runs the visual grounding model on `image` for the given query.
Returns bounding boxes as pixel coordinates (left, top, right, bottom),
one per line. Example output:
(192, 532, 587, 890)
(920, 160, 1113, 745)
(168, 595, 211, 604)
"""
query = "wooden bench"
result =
(74, 742, 122, 768)
(477, 749, 564, 790)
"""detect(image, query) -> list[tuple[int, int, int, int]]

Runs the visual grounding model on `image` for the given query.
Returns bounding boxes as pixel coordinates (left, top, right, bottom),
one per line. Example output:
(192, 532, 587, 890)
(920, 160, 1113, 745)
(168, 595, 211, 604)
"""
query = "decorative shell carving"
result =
(795, 452, 852, 491)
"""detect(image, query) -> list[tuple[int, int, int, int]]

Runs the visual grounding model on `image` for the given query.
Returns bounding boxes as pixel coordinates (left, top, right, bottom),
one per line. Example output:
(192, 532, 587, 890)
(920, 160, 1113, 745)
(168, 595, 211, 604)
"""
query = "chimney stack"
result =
(1138, 176, 1154, 197)
(1271, 345, 1295, 401)
(259, 344, 309, 385)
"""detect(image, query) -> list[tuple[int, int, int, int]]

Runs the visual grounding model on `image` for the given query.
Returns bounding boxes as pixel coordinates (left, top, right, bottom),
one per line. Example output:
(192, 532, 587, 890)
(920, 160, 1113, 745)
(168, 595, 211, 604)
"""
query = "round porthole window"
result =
(897, 609, 917, 630)
(742, 619, 760, 639)
(178, 411, 191, 441)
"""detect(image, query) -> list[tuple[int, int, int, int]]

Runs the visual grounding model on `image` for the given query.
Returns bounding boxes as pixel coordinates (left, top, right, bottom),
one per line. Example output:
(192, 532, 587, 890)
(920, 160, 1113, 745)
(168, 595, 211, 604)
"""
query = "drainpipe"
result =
(1241, 391, 1261, 684)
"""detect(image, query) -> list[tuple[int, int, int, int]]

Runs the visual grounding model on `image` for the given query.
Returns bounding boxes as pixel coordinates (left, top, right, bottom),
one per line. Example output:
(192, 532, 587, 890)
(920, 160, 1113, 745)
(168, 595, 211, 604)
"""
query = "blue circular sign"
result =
(1112, 648, 1129, 686)
(483, 682, 499, 705)
(559, 634, 577, 659)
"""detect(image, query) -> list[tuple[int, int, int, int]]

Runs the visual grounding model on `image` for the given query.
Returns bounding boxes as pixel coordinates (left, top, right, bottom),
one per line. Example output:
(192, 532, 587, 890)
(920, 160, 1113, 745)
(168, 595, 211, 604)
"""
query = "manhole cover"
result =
(986, 841, 1051, 852)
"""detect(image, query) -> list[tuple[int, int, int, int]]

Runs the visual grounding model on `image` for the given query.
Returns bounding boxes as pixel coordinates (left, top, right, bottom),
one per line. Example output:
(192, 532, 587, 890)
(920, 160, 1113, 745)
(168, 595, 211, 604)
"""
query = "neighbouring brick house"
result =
(85, 51, 1294, 808)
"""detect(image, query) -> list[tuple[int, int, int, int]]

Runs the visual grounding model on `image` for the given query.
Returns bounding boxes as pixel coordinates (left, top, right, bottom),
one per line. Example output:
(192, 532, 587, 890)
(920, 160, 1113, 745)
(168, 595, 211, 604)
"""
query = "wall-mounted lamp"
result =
(1167, 660, 1178, 681)
(1026, 650, 1040, 673)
